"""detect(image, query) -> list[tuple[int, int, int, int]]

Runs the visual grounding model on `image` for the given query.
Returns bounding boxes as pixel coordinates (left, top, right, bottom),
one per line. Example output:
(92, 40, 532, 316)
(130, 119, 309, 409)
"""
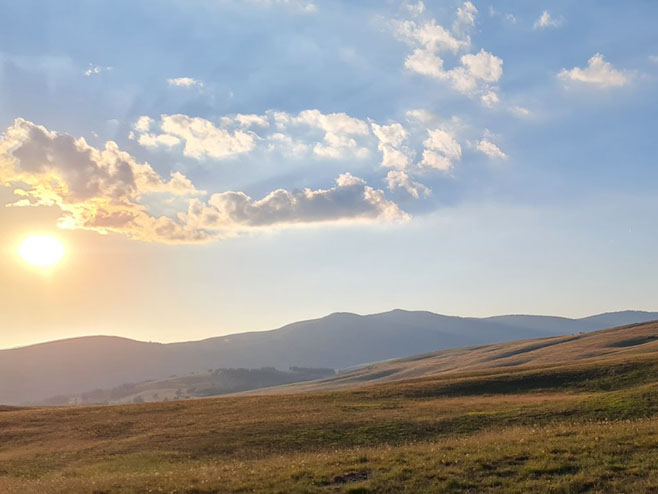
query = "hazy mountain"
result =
(1, 309, 656, 405)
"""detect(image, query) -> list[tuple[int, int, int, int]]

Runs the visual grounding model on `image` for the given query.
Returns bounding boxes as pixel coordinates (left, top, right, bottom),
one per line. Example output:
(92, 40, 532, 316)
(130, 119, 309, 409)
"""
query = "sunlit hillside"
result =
(2, 321, 658, 493)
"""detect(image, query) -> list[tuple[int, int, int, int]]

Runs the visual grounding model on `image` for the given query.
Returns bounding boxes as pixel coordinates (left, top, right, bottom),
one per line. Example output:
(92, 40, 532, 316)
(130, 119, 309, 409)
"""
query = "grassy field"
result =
(2, 322, 658, 493)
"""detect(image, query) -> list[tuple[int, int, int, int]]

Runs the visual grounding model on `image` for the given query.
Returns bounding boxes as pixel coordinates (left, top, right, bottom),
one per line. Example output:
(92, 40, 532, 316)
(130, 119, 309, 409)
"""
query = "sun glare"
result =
(18, 235, 65, 267)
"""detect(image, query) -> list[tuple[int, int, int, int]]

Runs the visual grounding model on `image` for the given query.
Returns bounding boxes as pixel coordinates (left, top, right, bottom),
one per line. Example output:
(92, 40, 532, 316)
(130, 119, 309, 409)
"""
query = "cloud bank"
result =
(1, 119, 407, 243)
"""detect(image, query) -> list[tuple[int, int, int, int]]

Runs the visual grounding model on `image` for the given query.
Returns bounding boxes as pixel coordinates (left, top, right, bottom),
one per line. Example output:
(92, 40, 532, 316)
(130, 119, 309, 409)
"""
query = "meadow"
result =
(2, 323, 658, 493)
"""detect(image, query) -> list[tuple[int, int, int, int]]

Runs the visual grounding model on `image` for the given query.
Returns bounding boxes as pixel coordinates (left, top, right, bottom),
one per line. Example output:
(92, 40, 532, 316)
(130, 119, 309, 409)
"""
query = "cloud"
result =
(649, 55, 658, 64)
(291, 110, 370, 159)
(453, 1, 477, 35)
(132, 110, 373, 162)
(405, 109, 437, 125)
(386, 170, 430, 198)
(84, 64, 111, 76)
(133, 116, 153, 133)
(129, 108, 477, 209)
(476, 139, 507, 159)
(167, 77, 204, 88)
(488, 6, 516, 24)
(510, 106, 531, 118)
(406, 1, 425, 16)
(233, 114, 270, 128)
(371, 122, 413, 169)
(392, 4, 503, 106)
(533, 11, 563, 30)
(420, 128, 461, 171)
(132, 114, 257, 160)
(1, 119, 407, 243)
(182, 173, 408, 230)
(558, 53, 629, 88)
(460, 49, 503, 83)
(395, 19, 468, 55)
(0, 118, 206, 243)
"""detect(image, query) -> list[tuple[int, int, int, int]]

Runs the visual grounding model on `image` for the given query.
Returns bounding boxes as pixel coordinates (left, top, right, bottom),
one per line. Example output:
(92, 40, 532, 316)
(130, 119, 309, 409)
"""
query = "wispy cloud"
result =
(510, 106, 531, 118)
(533, 11, 563, 30)
(167, 77, 204, 88)
(386, 170, 431, 198)
(476, 139, 507, 159)
(84, 64, 111, 76)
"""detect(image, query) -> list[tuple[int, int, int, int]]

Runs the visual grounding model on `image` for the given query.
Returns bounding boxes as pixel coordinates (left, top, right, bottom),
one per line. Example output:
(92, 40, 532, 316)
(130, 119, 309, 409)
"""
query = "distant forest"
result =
(43, 367, 335, 406)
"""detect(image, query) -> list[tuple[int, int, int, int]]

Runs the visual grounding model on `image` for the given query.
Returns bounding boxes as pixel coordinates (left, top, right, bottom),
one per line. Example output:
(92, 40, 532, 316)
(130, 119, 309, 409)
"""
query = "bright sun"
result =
(18, 235, 66, 267)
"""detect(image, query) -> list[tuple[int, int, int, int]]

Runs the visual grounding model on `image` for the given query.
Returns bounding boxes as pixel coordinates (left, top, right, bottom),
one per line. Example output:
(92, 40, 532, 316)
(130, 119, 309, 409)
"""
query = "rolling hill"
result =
(261, 319, 658, 394)
(3, 320, 658, 493)
(1, 309, 657, 405)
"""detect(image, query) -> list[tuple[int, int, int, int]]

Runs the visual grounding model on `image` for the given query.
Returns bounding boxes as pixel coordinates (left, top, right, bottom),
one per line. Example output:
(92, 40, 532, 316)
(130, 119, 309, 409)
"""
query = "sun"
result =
(18, 235, 66, 267)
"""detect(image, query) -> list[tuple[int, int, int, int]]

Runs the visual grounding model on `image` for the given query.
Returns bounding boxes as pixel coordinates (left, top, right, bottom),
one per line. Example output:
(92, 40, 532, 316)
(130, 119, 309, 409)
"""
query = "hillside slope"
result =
(1, 309, 656, 405)
(3, 321, 658, 493)
(267, 320, 658, 394)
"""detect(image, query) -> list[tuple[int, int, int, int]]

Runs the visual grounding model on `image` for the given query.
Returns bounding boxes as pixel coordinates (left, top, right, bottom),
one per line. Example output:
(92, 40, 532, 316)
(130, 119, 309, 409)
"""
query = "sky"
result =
(1, 0, 657, 349)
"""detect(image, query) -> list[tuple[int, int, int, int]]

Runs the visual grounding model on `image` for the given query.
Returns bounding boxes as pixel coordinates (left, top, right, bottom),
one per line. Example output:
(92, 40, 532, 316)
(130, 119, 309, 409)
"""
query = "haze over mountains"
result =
(2, 309, 657, 405)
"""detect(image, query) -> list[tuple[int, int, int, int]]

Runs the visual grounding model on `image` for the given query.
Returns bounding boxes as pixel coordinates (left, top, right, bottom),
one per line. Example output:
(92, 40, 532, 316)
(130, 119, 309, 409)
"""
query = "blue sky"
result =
(1, 0, 657, 347)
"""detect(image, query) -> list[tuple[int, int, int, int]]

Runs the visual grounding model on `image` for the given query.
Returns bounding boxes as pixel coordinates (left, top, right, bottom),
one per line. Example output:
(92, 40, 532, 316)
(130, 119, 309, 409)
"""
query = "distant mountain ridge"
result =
(1, 309, 657, 405)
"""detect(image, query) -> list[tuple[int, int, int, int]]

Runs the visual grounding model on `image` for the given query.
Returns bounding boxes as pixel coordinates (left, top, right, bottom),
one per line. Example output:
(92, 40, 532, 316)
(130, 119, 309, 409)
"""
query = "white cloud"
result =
(133, 116, 153, 133)
(421, 128, 461, 171)
(386, 170, 430, 198)
(234, 114, 270, 128)
(404, 48, 446, 79)
(420, 150, 453, 171)
(371, 121, 413, 169)
(424, 128, 461, 160)
(133, 114, 256, 160)
(134, 132, 181, 149)
(393, 4, 503, 106)
(476, 139, 507, 159)
(404, 48, 503, 105)
(128, 109, 486, 208)
(480, 90, 499, 107)
(460, 49, 503, 83)
(558, 53, 629, 88)
(395, 19, 468, 54)
(453, 1, 477, 35)
(132, 110, 372, 162)
(533, 11, 563, 30)
(649, 55, 658, 64)
(291, 110, 370, 160)
(265, 132, 310, 157)
(405, 109, 437, 125)
(167, 77, 204, 88)
(84, 64, 111, 77)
